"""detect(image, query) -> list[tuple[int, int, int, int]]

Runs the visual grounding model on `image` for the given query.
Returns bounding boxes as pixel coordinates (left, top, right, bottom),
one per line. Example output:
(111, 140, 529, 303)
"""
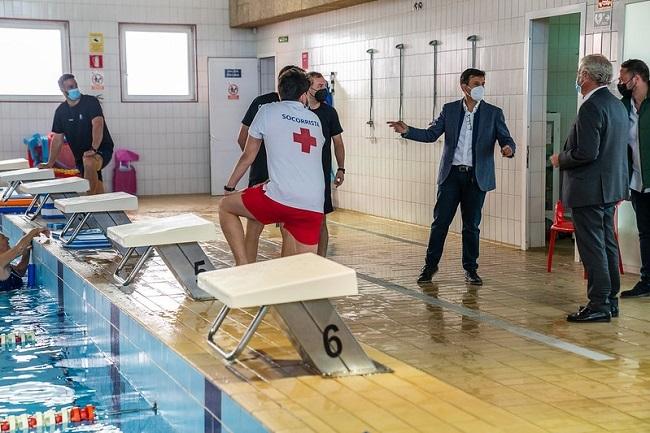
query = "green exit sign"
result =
(278, 35, 289, 43)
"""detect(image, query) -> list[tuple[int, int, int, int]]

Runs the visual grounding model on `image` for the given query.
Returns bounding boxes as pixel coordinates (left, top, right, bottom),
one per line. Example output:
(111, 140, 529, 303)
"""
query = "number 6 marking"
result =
(323, 324, 342, 358)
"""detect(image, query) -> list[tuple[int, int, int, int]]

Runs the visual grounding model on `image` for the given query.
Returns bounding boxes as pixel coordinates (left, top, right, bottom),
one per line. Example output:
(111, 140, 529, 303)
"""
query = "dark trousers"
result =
(630, 190, 650, 282)
(424, 166, 486, 270)
(572, 203, 620, 312)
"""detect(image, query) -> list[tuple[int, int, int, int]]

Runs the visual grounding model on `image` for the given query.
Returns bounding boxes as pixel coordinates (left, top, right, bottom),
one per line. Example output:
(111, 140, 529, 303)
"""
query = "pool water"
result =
(0, 284, 177, 433)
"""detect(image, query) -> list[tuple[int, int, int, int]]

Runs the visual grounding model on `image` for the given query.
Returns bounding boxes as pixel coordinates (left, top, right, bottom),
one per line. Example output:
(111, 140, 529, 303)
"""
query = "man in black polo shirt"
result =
(306, 71, 345, 257)
(236, 65, 303, 262)
(40, 74, 114, 194)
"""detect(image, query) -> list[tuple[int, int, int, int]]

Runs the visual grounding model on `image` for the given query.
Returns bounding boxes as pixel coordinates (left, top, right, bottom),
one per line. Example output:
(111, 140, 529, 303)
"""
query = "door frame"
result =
(206, 56, 260, 195)
(521, 4, 586, 250)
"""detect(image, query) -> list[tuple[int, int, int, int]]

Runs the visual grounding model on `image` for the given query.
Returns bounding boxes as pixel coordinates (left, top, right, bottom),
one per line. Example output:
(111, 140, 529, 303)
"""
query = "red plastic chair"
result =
(547, 200, 575, 272)
(547, 200, 624, 275)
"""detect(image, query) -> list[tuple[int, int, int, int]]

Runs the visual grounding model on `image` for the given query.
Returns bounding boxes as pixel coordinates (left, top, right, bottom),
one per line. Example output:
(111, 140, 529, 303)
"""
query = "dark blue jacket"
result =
(403, 99, 516, 192)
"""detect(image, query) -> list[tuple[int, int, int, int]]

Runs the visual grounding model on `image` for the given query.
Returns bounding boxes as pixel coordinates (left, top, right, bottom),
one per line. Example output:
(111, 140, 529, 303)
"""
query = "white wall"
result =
(255, 0, 624, 247)
(0, 0, 255, 195)
(618, 0, 650, 274)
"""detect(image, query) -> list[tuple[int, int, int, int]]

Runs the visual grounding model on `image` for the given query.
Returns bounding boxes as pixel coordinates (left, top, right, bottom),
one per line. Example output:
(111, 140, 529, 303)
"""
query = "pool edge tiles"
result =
(4, 215, 560, 433)
(3, 215, 269, 433)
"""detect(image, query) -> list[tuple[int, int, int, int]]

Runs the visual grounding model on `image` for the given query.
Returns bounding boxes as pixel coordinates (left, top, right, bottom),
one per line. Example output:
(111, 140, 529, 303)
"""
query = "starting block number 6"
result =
(323, 324, 342, 358)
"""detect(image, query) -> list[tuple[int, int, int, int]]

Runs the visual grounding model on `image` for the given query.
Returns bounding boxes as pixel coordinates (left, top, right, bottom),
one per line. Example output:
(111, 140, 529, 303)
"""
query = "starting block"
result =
(107, 213, 219, 300)
(0, 158, 29, 172)
(54, 192, 138, 246)
(19, 177, 90, 220)
(197, 253, 388, 376)
(0, 168, 55, 201)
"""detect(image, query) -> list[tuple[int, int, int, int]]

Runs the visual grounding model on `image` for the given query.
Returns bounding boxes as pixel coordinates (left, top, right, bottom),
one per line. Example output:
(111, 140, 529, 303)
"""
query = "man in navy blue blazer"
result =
(388, 68, 516, 285)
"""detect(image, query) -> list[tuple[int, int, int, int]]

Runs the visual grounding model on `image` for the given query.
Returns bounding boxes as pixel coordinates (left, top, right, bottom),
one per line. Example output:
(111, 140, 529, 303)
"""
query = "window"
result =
(624, 1, 650, 60)
(0, 19, 70, 101)
(119, 23, 197, 102)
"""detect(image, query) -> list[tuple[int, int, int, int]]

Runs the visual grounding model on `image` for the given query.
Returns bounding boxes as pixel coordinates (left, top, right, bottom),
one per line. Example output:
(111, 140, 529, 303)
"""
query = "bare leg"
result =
(280, 225, 293, 257)
(244, 219, 264, 263)
(282, 230, 317, 257)
(218, 193, 257, 266)
(83, 154, 102, 195)
(317, 215, 328, 257)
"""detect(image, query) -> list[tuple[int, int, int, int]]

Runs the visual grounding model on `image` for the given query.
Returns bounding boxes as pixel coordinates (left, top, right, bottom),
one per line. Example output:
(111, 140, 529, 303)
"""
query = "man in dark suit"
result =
(388, 68, 516, 285)
(550, 54, 629, 323)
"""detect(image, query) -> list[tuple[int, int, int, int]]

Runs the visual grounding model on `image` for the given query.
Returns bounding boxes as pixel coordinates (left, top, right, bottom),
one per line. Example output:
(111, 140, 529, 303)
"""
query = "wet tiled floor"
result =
(14, 194, 650, 432)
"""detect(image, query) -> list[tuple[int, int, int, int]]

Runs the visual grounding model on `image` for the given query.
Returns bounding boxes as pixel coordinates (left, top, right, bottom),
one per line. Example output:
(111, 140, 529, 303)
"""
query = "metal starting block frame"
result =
(198, 254, 389, 377)
(0, 168, 55, 202)
(107, 214, 220, 301)
(54, 192, 138, 249)
(20, 178, 90, 221)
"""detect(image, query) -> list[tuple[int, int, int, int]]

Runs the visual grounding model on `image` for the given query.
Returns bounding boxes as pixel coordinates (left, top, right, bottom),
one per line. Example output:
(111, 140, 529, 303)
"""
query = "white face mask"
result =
(470, 85, 485, 102)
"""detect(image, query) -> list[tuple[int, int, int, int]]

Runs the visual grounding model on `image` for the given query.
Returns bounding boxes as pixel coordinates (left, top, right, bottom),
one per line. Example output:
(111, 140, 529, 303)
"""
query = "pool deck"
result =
(8, 194, 650, 433)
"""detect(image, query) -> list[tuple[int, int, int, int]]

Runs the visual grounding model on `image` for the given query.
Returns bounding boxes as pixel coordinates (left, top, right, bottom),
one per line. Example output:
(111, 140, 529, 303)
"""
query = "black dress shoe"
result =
(417, 265, 438, 283)
(620, 281, 650, 298)
(567, 306, 611, 323)
(464, 270, 483, 286)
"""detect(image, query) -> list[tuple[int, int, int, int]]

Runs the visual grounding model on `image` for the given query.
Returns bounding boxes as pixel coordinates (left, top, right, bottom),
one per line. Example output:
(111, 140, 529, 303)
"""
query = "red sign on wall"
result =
(597, 0, 612, 10)
(301, 52, 309, 70)
(89, 54, 103, 69)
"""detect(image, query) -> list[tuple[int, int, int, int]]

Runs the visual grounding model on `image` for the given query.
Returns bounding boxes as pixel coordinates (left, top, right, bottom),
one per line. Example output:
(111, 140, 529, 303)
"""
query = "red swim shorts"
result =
(241, 184, 323, 245)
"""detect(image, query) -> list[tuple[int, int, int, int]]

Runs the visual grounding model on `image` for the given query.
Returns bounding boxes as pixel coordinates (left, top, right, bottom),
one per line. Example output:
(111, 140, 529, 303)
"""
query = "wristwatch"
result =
(224, 185, 236, 192)
(337, 168, 346, 173)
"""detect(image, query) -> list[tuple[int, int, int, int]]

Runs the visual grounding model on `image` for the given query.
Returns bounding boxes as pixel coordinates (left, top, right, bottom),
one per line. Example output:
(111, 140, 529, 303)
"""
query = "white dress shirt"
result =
(452, 100, 481, 166)
(582, 85, 608, 102)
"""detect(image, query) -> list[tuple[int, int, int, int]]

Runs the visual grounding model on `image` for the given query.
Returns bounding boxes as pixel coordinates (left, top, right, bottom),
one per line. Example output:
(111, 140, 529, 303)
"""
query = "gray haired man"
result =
(550, 54, 629, 322)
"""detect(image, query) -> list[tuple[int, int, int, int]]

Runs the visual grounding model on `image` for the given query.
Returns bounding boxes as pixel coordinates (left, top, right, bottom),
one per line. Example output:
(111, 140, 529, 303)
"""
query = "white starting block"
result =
(197, 253, 387, 376)
(19, 177, 90, 220)
(54, 192, 138, 245)
(0, 168, 55, 201)
(0, 158, 29, 172)
(107, 213, 219, 300)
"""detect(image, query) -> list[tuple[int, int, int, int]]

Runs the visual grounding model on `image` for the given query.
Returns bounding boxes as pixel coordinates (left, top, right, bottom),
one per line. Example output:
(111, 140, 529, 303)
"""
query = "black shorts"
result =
(76, 148, 113, 181)
(324, 180, 334, 214)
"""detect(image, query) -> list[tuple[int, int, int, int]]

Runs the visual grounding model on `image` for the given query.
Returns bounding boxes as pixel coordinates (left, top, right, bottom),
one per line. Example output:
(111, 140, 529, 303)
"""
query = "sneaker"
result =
(464, 269, 483, 286)
(417, 265, 438, 283)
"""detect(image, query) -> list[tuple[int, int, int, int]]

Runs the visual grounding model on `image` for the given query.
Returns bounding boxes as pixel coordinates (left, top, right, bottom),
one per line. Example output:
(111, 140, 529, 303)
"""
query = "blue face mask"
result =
(67, 88, 81, 101)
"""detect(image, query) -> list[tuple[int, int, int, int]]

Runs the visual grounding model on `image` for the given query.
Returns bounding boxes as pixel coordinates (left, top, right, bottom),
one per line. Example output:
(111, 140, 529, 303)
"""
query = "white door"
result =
(208, 57, 259, 195)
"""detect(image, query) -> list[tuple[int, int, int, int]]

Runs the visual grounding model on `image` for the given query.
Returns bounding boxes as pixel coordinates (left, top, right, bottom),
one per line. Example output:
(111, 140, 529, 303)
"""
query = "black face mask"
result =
(618, 78, 634, 98)
(314, 88, 328, 103)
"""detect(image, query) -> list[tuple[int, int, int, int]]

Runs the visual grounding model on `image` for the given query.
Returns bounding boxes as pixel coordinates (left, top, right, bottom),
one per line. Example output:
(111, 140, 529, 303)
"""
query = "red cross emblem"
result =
(293, 128, 317, 153)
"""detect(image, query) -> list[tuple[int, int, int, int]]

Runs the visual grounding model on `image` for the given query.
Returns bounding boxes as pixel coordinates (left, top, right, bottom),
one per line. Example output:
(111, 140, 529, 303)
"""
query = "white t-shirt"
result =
(248, 100, 325, 213)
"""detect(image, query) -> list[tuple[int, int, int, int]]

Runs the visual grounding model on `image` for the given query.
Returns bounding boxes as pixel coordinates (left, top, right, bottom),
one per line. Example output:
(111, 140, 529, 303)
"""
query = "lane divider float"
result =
(0, 405, 95, 431)
(0, 332, 36, 347)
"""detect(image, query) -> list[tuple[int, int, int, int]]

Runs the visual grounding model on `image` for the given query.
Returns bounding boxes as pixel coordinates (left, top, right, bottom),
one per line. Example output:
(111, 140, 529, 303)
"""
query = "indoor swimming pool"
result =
(0, 284, 175, 433)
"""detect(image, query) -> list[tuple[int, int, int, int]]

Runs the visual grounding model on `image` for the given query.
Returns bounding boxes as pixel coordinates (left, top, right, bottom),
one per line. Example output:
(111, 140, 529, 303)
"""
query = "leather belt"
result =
(453, 165, 473, 172)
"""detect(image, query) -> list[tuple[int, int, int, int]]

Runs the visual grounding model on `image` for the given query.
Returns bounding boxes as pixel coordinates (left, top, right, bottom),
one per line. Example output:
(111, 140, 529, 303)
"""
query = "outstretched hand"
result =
(387, 121, 408, 134)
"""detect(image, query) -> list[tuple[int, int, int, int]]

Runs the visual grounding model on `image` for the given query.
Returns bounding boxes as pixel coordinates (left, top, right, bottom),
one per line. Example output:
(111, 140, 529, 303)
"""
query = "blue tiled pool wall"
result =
(3, 216, 269, 433)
